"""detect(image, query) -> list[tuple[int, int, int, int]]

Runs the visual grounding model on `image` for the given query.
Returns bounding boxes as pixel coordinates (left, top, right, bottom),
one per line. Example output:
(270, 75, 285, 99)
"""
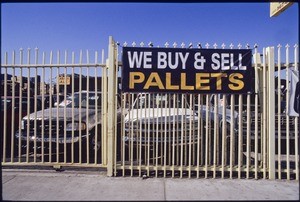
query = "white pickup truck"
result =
(123, 93, 200, 144)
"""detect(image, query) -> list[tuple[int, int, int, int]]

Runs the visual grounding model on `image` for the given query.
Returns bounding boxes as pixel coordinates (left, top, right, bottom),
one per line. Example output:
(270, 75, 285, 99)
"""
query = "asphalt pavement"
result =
(1, 168, 299, 201)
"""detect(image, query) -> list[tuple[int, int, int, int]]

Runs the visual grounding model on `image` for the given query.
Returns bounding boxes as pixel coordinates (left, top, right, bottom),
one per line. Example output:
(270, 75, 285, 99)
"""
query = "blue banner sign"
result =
(122, 47, 253, 94)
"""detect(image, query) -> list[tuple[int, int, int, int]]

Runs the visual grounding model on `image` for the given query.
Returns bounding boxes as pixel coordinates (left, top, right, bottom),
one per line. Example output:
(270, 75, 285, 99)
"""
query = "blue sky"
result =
(1, 2, 298, 55)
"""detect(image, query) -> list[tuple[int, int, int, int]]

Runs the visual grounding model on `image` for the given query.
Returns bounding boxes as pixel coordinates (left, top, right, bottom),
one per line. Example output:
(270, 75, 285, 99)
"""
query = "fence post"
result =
(266, 47, 276, 179)
(107, 36, 116, 176)
(253, 51, 261, 179)
(102, 59, 108, 166)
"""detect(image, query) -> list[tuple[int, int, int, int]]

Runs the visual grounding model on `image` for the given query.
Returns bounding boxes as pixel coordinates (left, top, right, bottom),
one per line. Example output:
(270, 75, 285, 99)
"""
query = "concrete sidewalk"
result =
(2, 168, 299, 201)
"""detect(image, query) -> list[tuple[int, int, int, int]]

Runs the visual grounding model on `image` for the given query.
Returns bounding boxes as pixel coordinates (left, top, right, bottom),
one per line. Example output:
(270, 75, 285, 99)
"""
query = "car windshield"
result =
(133, 94, 191, 109)
(60, 92, 101, 109)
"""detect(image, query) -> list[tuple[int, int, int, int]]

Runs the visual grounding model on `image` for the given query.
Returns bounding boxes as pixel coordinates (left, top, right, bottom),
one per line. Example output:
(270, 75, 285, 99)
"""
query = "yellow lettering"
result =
(166, 73, 179, 90)
(195, 73, 210, 90)
(129, 71, 245, 92)
(181, 73, 194, 90)
(144, 72, 165, 89)
(211, 73, 227, 90)
(129, 72, 145, 89)
(229, 73, 244, 90)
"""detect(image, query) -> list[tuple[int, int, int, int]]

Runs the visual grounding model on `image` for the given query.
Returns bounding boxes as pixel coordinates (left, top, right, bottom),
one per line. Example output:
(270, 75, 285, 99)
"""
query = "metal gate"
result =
(1, 37, 299, 180)
(1, 45, 113, 169)
(116, 41, 299, 180)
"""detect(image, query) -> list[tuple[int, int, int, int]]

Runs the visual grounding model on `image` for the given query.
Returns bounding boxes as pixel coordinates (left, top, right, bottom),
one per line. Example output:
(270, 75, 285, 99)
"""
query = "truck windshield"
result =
(133, 93, 191, 109)
(61, 92, 101, 109)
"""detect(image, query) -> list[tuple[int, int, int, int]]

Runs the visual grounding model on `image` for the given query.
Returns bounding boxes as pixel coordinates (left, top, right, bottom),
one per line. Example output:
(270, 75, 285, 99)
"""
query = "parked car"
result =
(1, 96, 42, 158)
(123, 93, 202, 164)
(15, 91, 122, 163)
(124, 93, 199, 142)
(123, 89, 297, 165)
(212, 69, 299, 157)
